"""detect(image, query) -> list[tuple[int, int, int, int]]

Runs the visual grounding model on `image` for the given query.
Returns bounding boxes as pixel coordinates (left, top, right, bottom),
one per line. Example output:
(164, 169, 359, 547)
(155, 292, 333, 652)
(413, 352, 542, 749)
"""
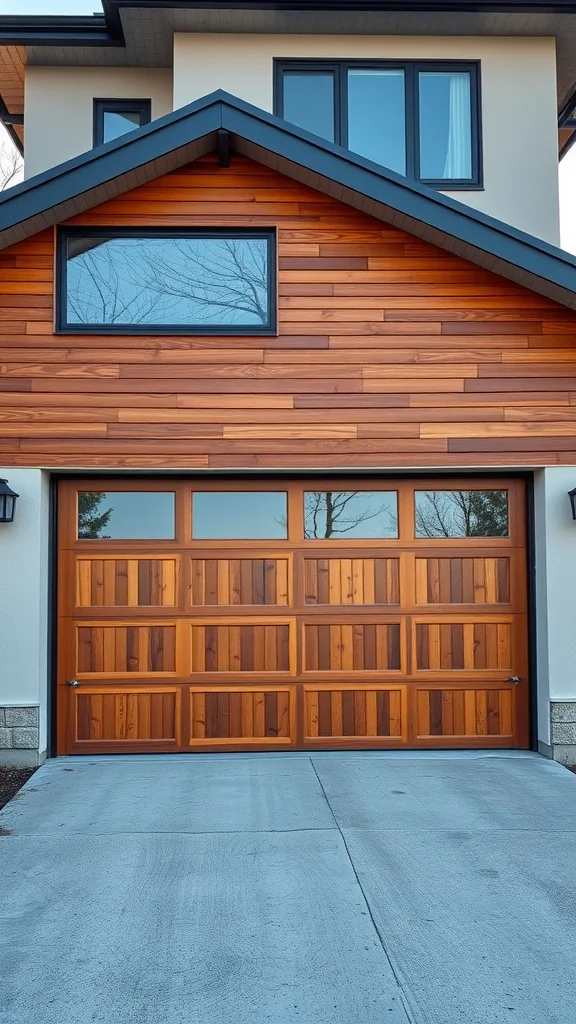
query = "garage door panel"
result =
(76, 555, 179, 608)
(415, 555, 511, 606)
(73, 686, 181, 747)
(303, 556, 400, 606)
(76, 622, 178, 675)
(190, 618, 296, 674)
(303, 620, 404, 673)
(189, 686, 295, 745)
(304, 685, 406, 742)
(413, 618, 513, 673)
(415, 687, 513, 740)
(189, 555, 290, 606)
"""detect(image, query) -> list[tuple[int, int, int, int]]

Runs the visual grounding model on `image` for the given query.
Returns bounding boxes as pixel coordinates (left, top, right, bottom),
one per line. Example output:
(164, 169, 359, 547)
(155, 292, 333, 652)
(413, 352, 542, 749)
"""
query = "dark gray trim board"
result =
(1, 90, 576, 311)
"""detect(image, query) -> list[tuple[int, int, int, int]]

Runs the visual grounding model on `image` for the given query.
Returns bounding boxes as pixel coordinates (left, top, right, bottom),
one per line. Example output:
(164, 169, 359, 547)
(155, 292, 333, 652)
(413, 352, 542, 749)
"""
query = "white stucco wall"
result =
(534, 468, 576, 737)
(0, 469, 50, 757)
(24, 67, 174, 179)
(173, 33, 560, 244)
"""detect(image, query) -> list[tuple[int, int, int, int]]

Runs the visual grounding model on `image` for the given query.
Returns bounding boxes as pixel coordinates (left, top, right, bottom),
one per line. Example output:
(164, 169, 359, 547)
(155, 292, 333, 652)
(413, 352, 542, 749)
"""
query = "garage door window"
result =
(414, 489, 509, 538)
(304, 490, 398, 539)
(77, 491, 175, 539)
(192, 491, 288, 539)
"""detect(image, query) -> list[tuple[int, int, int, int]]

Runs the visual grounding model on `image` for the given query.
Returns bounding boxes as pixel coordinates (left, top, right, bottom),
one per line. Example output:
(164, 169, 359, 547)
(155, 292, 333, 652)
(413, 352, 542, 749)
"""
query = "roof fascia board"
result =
(106, 0, 576, 12)
(0, 14, 121, 47)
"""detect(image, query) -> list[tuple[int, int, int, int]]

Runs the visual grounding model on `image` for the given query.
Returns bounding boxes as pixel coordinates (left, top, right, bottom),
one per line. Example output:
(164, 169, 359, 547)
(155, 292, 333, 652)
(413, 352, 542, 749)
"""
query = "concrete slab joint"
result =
(550, 702, 576, 765)
(0, 704, 40, 764)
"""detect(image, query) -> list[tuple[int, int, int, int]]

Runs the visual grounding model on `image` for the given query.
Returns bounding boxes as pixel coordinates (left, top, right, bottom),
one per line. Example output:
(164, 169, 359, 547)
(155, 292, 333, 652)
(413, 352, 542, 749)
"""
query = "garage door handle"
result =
(67, 679, 81, 688)
(506, 676, 521, 684)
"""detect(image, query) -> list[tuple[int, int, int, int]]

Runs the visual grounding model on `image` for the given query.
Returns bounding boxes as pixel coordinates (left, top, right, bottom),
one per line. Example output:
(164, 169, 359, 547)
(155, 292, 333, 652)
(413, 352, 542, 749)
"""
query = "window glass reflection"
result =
(65, 234, 271, 328)
(77, 491, 175, 539)
(193, 492, 288, 539)
(282, 72, 335, 141)
(415, 490, 508, 538)
(418, 71, 472, 180)
(102, 110, 143, 144)
(304, 491, 398, 539)
(348, 69, 406, 174)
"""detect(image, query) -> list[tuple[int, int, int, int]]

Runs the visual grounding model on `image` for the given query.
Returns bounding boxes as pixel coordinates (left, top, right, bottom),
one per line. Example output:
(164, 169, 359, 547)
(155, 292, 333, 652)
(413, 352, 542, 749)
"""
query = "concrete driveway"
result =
(1, 751, 576, 1024)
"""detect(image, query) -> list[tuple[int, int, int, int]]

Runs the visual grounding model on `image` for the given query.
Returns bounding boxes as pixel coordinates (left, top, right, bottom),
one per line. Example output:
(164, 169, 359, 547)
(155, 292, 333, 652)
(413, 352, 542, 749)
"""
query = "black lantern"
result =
(569, 487, 576, 520)
(0, 479, 18, 523)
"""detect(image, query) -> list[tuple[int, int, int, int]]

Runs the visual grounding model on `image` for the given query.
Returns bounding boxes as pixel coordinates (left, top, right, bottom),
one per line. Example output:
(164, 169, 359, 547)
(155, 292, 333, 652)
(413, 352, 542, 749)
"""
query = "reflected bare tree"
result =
(304, 491, 396, 539)
(66, 237, 268, 326)
(415, 490, 508, 538)
(0, 143, 23, 191)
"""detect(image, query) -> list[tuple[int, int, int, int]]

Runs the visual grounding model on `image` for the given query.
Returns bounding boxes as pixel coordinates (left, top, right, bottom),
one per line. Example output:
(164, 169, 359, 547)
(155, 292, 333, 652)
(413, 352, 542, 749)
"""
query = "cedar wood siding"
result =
(1, 153, 576, 470)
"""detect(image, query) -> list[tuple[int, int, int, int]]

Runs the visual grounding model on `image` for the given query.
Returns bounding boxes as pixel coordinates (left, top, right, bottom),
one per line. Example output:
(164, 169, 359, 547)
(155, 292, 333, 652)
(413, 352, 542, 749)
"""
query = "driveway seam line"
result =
(309, 758, 419, 1024)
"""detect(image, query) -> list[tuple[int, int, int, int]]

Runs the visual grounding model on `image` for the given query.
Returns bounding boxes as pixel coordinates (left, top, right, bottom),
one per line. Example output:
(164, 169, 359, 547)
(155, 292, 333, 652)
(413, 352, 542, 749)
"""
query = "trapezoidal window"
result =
(93, 99, 151, 147)
(57, 230, 277, 335)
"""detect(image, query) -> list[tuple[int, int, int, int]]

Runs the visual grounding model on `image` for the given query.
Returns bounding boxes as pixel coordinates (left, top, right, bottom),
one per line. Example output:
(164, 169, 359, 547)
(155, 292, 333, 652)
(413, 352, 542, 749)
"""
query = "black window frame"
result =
(56, 227, 278, 336)
(93, 98, 152, 148)
(274, 59, 482, 190)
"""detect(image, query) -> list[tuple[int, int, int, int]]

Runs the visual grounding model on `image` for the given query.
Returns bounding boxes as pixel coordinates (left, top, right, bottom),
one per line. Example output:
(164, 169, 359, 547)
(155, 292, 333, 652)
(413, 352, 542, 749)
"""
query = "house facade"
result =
(1, 0, 576, 764)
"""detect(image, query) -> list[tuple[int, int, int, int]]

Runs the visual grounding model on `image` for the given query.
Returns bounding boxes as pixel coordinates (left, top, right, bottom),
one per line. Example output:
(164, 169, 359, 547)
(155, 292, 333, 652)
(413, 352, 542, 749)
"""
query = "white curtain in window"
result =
(442, 72, 471, 179)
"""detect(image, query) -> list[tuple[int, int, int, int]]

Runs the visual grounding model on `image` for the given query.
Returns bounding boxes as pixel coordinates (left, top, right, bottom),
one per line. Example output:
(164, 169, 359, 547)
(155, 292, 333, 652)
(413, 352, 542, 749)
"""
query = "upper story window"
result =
(57, 229, 276, 335)
(93, 98, 152, 147)
(274, 60, 481, 189)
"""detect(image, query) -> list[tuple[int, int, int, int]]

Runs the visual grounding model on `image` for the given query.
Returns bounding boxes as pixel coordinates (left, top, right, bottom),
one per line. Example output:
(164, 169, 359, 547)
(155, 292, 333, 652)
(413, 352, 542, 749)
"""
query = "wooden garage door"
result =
(57, 477, 529, 754)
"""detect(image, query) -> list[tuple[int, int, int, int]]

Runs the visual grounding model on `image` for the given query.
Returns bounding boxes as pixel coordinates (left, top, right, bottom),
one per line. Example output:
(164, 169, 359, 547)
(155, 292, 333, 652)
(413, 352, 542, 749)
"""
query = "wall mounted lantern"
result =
(569, 487, 576, 521)
(0, 479, 18, 523)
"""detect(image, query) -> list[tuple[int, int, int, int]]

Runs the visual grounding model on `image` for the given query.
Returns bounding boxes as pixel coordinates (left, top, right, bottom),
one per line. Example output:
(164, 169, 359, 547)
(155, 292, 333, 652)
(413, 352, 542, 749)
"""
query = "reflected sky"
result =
(348, 70, 406, 174)
(66, 235, 270, 327)
(193, 492, 288, 540)
(102, 110, 143, 144)
(78, 492, 175, 539)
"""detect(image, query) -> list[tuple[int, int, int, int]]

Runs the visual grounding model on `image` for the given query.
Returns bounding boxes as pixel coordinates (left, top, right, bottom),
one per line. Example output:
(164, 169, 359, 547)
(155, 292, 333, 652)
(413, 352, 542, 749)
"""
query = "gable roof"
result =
(1, 89, 576, 311)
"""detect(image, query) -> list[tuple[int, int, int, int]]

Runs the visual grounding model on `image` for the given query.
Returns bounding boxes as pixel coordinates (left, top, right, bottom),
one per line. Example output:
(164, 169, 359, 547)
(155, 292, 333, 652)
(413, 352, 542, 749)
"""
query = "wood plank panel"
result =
(303, 685, 406, 741)
(303, 621, 403, 672)
(415, 688, 514, 739)
(189, 556, 290, 606)
(73, 687, 181, 746)
(188, 686, 295, 745)
(414, 619, 513, 672)
(303, 557, 400, 605)
(76, 623, 177, 674)
(75, 556, 178, 607)
(414, 557, 510, 605)
(191, 619, 294, 673)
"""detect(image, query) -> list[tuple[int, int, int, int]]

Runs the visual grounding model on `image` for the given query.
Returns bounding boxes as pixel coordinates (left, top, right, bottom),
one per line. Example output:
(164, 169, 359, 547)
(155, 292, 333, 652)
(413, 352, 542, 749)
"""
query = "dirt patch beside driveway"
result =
(0, 766, 36, 810)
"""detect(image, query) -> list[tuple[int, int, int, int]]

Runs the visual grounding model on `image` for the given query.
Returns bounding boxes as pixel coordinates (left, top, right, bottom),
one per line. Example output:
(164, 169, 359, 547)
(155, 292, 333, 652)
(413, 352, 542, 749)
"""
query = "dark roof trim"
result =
(0, 95, 22, 156)
(0, 15, 121, 47)
(1, 89, 576, 309)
